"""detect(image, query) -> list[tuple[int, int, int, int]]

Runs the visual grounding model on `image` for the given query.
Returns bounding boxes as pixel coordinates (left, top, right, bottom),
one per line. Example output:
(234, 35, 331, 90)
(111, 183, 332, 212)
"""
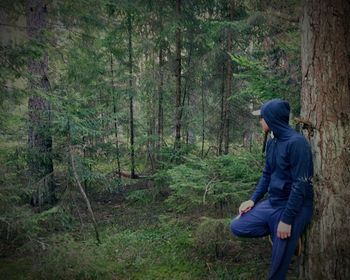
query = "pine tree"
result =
(26, 0, 55, 206)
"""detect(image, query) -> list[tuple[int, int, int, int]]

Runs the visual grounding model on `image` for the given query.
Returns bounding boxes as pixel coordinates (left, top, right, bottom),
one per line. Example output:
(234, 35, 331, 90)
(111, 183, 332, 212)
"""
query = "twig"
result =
(203, 176, 218, 205)
(69, 145, 101, 244)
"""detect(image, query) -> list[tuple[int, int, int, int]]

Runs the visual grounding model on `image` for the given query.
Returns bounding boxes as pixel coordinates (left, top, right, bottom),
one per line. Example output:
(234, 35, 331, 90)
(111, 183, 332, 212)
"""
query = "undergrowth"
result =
(0, 146, 282, 280)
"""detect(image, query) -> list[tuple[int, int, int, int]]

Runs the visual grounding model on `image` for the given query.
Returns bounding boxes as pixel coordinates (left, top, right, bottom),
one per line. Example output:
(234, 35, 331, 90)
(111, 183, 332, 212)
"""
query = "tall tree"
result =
(223, 0, 235, 155)
(127, 12, 136, 178)
(218, 64, 225, 155)
(174, 0, 182, 149)
(201, 77, 205, 158)
(157, 34, 164, 160)
(110, 53, 121, 178)
(26, 0, 55, 206)
(300, 0, 350, 279)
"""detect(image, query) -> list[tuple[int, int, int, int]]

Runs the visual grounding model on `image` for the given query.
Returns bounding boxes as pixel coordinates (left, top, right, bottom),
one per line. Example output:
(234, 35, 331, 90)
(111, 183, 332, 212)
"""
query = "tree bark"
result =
(181, 35, 194, 145)
(201, 77, 205, 158)
(223, 0, 235, 155)
(157, 45, 164, 159)
(26, 0, 55, 206)
(218, 65, 225, 155)
(127, 13, 136, 179)
(110, 53, 121, 178)
(155, 6, 165, 166)
(300, 0, 350, 279)
(174, 0, 182, 149)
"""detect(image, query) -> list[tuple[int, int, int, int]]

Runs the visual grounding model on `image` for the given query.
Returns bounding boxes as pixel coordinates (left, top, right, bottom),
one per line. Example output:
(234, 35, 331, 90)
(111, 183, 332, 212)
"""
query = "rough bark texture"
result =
(26, 0, 55, 205)
(300, 0, 350, 279)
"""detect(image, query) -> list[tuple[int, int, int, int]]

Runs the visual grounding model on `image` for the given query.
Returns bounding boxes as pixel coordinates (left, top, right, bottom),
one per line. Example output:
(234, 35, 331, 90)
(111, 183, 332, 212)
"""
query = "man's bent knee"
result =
(230, 216, 245, 237)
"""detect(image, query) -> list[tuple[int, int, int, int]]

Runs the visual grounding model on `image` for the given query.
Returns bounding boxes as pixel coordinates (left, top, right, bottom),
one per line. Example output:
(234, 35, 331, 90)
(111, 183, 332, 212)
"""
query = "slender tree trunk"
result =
(146, 49, 156, 172)
(157, 45, 164, 158)
(110, 53, 121, 178)
(147, 48, 155, 172)
(218, 65, 225, 155)
(156, 8, 165, 166)
(174, 0, 182, 149)
(300, 0, 350, 279)
(181, 37, 193, 145)
(127, 13, 136, 178)
(147, 117, 155, 172)
(201, 78, 205, 158)
(26, 0, 55, 206)
(223, 0, 235, 155)
(185, 91, 190, 144)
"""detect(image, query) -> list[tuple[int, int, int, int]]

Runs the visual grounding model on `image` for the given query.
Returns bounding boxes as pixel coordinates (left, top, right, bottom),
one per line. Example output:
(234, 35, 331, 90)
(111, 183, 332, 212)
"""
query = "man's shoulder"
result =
(288, 133, 311, 149)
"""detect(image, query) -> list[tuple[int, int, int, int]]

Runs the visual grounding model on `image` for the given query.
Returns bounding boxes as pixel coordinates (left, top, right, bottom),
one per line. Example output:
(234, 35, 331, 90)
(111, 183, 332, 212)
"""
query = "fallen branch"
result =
(69, 145, 101, 244)
(114, 170, 149, 179)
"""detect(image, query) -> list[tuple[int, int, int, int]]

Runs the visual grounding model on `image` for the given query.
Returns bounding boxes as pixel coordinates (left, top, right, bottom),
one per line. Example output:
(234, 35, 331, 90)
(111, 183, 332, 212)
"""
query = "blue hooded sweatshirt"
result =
(250, 99, 314, 225)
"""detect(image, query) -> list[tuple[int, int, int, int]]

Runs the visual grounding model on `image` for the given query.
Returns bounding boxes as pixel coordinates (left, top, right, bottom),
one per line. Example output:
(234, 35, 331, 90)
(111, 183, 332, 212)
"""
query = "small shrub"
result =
(32, 234, 115, 280)
(193, 217, 240, 259)
(126, 189, 154, 205)
(162, 148, 263, 214)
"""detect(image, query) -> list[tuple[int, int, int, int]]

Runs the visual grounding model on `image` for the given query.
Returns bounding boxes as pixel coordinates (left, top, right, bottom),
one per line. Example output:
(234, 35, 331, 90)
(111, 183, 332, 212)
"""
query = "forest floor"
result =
(0, 179, 299, 280)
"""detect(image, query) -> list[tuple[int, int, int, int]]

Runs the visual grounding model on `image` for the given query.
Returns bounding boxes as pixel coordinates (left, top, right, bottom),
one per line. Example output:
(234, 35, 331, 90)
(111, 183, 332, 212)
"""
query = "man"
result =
(230, 99, 314, 280)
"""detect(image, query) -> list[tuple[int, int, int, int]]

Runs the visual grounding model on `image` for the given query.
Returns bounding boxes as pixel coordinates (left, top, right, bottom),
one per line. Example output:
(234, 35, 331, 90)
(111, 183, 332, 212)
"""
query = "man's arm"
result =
(280, 137, 313, 225)
(250, 141, 272, 204)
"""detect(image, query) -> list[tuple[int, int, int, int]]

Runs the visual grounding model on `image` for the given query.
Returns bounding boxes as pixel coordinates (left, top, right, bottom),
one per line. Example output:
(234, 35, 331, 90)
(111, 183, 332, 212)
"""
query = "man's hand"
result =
(277, 221, 291, 239)
(239, 200, 255, 214)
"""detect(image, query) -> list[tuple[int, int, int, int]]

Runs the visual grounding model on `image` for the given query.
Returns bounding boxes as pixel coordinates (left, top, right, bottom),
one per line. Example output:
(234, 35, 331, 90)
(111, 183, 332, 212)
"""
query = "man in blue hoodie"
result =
(230, 99, 314, 280)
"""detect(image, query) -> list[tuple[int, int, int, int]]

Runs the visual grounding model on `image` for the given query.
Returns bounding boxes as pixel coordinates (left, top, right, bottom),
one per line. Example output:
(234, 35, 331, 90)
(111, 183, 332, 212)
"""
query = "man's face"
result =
(259, 117, 270, 133)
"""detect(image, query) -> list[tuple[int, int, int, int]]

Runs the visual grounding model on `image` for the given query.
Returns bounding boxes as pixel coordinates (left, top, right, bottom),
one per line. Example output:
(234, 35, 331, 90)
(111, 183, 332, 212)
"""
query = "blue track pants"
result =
(230, 199, 313, 280)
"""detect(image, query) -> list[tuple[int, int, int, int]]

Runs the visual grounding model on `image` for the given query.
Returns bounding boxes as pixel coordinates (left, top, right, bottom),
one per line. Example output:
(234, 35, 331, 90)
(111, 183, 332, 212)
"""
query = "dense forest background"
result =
(1, 0, 349, 279)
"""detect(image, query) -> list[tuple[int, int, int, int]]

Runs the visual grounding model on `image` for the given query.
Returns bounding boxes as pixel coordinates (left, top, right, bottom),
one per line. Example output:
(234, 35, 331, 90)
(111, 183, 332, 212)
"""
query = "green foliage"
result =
(13, 217, 204, 280)
(193, 217, 237, 259)
(32, 233, 115, 280)
(126, 189, 154, 205)
(0, 0, 302, 279)
(0, 204, 77, 249)
(210, 150, 262, 183)
(231, 54, 294, 100)
(164, 148, 263, 213)
(158, 144, 197, 167)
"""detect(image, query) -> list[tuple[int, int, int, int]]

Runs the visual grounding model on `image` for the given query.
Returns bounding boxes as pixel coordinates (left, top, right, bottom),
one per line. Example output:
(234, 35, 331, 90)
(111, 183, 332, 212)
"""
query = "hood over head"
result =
(260, 99, 294, 139)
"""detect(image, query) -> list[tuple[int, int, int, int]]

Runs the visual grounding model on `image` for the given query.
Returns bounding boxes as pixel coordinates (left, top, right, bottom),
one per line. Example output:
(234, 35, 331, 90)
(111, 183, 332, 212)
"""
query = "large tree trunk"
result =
(127, 13, 136, 179)
(26, 0, 55, 206)
(223, 0, 235, 155)
(174, 0, 182, 149)
(300, 0, 350, 279)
